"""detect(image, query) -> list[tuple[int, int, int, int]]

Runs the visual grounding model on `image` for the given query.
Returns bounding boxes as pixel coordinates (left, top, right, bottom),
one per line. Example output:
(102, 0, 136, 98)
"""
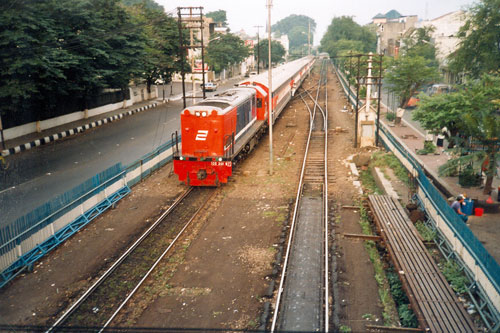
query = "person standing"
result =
(451, 195, 468, 223)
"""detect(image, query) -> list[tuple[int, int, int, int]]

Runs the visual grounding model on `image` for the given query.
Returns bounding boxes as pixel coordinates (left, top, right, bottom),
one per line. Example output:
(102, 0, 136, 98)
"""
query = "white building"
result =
(416, 10, 466, 82)
(417, 11, 466, 66)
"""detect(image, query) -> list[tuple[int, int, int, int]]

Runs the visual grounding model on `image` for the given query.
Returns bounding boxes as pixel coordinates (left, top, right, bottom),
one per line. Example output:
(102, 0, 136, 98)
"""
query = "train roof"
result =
(183, 87, 255, 115)
(240, 56, 314, 92)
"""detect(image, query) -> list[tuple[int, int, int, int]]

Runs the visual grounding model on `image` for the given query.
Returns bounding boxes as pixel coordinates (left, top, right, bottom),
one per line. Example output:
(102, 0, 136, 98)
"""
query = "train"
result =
(173, 56, 315, 186)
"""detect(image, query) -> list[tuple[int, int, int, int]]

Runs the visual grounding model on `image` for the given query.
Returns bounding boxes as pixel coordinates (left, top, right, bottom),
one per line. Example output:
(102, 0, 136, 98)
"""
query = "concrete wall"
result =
(3, 85, 157, 141)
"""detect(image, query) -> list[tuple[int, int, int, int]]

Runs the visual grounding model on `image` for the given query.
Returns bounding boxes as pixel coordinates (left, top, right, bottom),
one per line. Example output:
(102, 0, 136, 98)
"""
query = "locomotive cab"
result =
(174, 88, 257, 186)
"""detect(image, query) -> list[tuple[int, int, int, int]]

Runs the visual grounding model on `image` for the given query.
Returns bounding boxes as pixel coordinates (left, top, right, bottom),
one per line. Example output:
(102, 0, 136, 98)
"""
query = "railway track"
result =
(270, 59, 331, 332)
(47, 187, 216, 332)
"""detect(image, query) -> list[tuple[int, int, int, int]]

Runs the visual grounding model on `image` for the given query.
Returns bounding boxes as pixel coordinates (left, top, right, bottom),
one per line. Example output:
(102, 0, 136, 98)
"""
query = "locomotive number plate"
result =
(211, 161, 232, 167)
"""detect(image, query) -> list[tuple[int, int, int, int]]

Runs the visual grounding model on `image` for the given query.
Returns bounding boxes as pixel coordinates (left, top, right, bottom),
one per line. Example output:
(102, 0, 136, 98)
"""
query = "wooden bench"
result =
(368, 195, 477, 333)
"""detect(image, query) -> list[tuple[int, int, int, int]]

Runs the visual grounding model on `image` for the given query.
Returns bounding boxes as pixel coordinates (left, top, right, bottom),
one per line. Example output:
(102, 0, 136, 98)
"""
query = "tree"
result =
(121, 0, 164, 11)
(206, 10, 227, 27)
(385, 55, 440, 108)
(125, 3, 188, 93)
(402, 26, 438, 67)
(256, 39, 286, 67)
(412, 91, 468, 147)
(0, 0, 146, 125)
(206, 33, 250, 73)
(416, 74, 500, 194)
(272, 15, 316, 54)
(449, 0, 500, 78)
(320, 16, 376, 58)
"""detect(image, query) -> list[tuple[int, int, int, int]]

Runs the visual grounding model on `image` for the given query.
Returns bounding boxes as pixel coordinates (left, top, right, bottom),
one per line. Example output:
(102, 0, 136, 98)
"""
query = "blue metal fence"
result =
(0, 163, 123, 256)
(334, 63, 500, 316)
(0, 136, 179, 288)
(379, 120, 500, 294)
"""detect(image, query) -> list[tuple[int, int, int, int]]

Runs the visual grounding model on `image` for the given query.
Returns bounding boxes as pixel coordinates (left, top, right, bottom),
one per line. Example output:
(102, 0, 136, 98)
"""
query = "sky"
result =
(157, 0, 475, 45)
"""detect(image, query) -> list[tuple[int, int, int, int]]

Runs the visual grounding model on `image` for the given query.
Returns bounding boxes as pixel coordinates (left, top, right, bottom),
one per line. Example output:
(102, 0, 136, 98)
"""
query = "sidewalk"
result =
(379, 106, 500, 265)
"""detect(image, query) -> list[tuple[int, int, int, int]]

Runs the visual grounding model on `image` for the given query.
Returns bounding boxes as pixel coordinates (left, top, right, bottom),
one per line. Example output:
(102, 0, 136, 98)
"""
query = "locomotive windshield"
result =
(196, 101, 231, 109)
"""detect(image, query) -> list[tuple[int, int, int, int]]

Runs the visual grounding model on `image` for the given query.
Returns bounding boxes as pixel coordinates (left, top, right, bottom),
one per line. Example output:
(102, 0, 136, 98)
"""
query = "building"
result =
(417, 11, 465, 67)
(372, 10, 418, 56)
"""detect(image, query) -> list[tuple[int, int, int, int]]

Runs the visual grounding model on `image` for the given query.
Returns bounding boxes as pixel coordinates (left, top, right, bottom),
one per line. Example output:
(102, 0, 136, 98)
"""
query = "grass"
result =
(415, 221, 436, 242)
(370, 151, 410, 185)
(262, 207, 288, 227)
(339, 325, 352, 333)
(360, 170, 382, 194)
(441, 259, 468, 295)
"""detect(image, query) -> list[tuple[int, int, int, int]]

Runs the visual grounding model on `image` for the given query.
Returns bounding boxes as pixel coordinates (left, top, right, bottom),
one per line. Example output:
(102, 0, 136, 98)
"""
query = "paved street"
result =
(0, 78, 242, 226)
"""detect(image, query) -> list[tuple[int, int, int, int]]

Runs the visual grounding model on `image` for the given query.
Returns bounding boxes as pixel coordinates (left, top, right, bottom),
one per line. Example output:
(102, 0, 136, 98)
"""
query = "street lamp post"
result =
(254, 25, 263, 74)
(267, 0, 273, 175)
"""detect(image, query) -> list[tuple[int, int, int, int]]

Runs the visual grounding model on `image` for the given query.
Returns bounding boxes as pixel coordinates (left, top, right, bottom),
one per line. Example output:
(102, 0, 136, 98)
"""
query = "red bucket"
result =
(475, 207, 484, 216)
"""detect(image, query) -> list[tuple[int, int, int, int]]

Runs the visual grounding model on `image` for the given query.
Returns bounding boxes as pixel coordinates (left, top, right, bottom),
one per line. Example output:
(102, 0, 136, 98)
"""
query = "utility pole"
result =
(177, 8, 186, 109)
(0, 114, 5, 150)
(376, 54, 384, 146)
(308, 19, 311, 55)
(254, 25, 263, 74)
(354, 55, 361, 148)
(190, 8, 195, 106)
(267, 0, 273, 175)
(177, 7, 207, 107)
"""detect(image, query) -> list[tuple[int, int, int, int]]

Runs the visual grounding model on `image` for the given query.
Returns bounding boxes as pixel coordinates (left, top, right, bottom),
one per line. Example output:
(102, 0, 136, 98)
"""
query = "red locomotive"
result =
(173, 56, 314, 186)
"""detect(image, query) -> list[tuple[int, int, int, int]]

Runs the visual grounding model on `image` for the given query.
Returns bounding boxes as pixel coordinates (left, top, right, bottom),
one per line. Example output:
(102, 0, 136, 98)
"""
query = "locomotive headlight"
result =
(201, 111, 207, 117)
(218, 157, 223, 161)
(195, 111, 201, 117)
(180, 156, 184, 160)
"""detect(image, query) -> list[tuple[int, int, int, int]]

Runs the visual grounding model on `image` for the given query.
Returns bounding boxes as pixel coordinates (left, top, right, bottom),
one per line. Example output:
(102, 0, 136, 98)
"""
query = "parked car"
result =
(201, 82, 217, 91)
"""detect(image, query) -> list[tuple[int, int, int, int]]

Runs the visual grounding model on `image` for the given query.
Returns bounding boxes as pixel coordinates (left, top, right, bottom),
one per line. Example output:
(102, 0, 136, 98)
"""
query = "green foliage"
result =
(416, 74, 500, 193)
(206, 33, 250, 73)
(402, 26, 438, 67)
(206, 10, 227, 26)
(415, 221, 437, 242)
(385, 55, 440, 108)
(0, 0, 146, 120)
(441, 260, 468, 294)
(121, 0, 163, 11)
(398, 304, 418, 328)
(126, 3, 187, 91)
(386, 269, 409, 306)
(417, 141, 437, 155)
(257, 39, 286, 67)
(272, 15, 316, 54)
(360, 170, 381, 194)
(386, 112, 396, 122)
(412, 91, 467, 141)
(371, 151, 409, 185)
(450, 0, 500, 78)
(273, 14, 316, 36)
(339, 325, 352, 333)
(320, 16, 376, 58)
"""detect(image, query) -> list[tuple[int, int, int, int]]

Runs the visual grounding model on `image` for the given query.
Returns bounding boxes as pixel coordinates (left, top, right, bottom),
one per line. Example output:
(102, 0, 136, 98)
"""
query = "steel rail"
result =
(46, 187, 193, 332)
(323, 59, 330, 332)
(270, 65, 323, 332)
(100, 188, 218, 331)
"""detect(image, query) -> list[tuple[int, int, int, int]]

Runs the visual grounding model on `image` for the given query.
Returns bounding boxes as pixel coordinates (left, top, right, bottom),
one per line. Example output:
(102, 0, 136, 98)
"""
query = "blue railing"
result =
(1, 137, 178, 288)
(0, 163, 123, 256)
(334, 62, 500, 302)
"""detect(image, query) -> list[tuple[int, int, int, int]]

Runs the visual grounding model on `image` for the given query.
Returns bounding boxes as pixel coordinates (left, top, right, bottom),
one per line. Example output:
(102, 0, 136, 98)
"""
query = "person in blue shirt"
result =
(451, 195, 468, 223)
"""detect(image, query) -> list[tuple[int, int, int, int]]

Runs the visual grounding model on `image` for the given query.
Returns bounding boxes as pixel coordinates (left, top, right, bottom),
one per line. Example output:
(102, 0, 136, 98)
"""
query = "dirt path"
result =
(0, 63, 383, 331)
(326, 70, 384, 331)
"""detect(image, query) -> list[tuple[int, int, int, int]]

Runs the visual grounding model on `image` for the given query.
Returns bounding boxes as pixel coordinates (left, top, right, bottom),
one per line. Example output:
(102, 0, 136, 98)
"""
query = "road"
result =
(0, 78, 241, 227)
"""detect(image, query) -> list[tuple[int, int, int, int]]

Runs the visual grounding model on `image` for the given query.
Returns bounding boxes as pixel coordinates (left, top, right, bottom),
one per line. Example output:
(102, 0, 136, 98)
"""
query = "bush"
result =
(386, 112, 396, 121)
